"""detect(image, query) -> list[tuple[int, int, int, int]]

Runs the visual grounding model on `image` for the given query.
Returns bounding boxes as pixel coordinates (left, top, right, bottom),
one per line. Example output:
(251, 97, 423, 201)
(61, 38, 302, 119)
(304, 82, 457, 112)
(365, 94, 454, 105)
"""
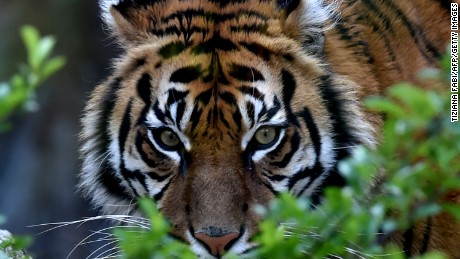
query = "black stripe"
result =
(300, 108, 321, 158)
(175, 101, 186, 127)
(208, 0, 246, 7)
(309, 169, 346, 206)
(160, 9, 269, 25)
(293, 109, 326, 195)
(299, 75, 355, 196)
(270, 130, 300, 168)
(420, 217, 432, 254)
(153, 101, 167, 124)
(246, 102, 255, 128)
(357, 15, 403, 73)
(403, 225, 415, 257)
(317, 75, 358, 155)
(136, 74, 154, 126)
(96, 78, 121, 151)
(276, 0, 300, 15)
(334, 21, 375, 65)
(264, 96, 281, 121)
(219, 109, 231, 128)
(131, 58, 146, 71)
(153, 180, 172, 201)
(197, 88, 213, 105)
(240, 42, 271, 61)
(265, 132, 288, 160)
(135, 131, 171, 180)
(170, 66, 201, 83)
(232, 109, 243, 131)
(133, 173, 150, 195)
(289, 162, 323, 195)
(201, 35, 239, 52)
(230, 24, 269, 35)
(360, 0, 440, 62)
(151, 26, 181, 38)
(166, 89, 189, 107)
(94, 78, 131, 198)
(179, 152, 192, 176)
(262, 180, 279, 196)
(118, 100, 140, 197)
(218, 91, 237, 106)
(190, 105, 203, 132)
(239, 85, 265, 100)
(438, 0, 453, 11)
(281, 70, 300, 127)
(113, 0, 161, 17)
(229, 64, 265, 82)
(263, 172, 288, 182)
(207, 107, 214, 125)
(137, 74, 152, 104)
(383, 0, 441, 59)
(135, 131, 158, 168)
(98, 163, 131, 199)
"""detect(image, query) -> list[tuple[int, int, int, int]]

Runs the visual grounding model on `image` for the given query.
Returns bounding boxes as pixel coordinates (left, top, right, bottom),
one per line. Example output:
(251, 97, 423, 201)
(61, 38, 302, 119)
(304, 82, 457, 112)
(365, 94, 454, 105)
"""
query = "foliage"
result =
(0, 25, 65, 258)
(0, 232, 32, 259)
(0, 25, 66, 132)
(115, 58, 460, 258)
(114, 198, 195, 259)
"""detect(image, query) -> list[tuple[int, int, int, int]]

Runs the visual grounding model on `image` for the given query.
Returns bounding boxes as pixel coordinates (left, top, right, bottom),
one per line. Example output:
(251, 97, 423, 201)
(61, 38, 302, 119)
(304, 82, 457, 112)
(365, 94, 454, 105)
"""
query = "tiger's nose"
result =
(195, 231, 239, 257)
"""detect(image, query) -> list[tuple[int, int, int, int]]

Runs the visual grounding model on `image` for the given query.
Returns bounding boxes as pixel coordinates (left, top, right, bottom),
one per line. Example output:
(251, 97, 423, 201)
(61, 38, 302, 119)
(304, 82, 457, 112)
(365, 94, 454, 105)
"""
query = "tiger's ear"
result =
(100, 0, 156, 45)
(278, 0, 336, 55)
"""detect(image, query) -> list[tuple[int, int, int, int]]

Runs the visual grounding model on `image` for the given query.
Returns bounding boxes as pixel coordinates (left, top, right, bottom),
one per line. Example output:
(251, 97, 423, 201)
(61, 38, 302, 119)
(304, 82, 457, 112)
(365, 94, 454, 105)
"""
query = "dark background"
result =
(0, 0, 120, 258)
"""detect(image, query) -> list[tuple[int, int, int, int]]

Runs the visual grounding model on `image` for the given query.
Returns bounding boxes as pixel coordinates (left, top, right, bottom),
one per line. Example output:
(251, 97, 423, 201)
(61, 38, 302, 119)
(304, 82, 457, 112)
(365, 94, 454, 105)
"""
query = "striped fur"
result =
(80, 0, 458, 257)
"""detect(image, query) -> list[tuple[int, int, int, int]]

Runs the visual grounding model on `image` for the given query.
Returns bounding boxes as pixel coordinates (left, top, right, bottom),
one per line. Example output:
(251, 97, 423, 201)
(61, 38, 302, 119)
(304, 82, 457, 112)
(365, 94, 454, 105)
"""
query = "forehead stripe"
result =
(170, 66, 202, 83)
(160, 9, 269, 24)
(229, 65, 264, 82)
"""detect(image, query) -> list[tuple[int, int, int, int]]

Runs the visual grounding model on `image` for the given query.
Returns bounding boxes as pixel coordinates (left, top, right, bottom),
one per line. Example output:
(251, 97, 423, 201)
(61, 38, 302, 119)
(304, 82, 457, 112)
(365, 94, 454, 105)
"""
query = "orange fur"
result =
(80, 0, 459, 257)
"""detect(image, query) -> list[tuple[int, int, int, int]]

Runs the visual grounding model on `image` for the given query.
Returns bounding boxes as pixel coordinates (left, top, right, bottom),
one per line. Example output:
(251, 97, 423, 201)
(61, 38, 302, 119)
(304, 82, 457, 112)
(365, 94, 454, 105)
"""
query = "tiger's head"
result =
(80, 0, 376, 257)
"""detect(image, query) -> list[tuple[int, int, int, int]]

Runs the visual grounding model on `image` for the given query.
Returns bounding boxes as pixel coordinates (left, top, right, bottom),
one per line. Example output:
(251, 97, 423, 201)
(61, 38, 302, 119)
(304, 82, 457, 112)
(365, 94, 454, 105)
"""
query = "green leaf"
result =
(442, 204, 460, 221)
(388, 84, 437, 118)
(35, 36, 57, 70)
(10, 236, 32, 251)
(41, 56, 66, 80)
(365, 97, 405, 117)
(20, 25, 40, 70)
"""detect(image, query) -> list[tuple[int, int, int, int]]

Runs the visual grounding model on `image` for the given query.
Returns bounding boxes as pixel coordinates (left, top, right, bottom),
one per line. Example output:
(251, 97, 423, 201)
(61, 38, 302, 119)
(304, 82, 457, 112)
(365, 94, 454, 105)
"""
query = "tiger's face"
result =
(80, 0, 375, 257)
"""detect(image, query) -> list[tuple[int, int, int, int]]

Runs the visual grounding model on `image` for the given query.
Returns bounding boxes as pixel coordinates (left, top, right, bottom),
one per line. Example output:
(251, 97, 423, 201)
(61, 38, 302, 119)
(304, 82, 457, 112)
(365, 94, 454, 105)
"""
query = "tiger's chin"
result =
(185, 229, 255, 258)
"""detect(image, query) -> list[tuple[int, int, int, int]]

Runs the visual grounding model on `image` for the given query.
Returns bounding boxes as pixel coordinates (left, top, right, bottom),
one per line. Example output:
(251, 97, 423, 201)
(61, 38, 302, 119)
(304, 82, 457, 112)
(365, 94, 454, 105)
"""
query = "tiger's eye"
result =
(160, 129, 180, 147)
(254, 126, 277, 145)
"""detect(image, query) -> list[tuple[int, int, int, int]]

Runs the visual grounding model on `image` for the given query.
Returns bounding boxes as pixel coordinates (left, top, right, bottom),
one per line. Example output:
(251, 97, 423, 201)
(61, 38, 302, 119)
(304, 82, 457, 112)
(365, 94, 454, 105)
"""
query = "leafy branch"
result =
(0, 25, 66, 132)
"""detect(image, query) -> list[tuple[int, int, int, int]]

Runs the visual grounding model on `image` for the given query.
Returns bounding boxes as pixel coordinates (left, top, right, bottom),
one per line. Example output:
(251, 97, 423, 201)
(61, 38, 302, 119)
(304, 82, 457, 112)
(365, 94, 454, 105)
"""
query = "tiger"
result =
(79, 0, 459, 258)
